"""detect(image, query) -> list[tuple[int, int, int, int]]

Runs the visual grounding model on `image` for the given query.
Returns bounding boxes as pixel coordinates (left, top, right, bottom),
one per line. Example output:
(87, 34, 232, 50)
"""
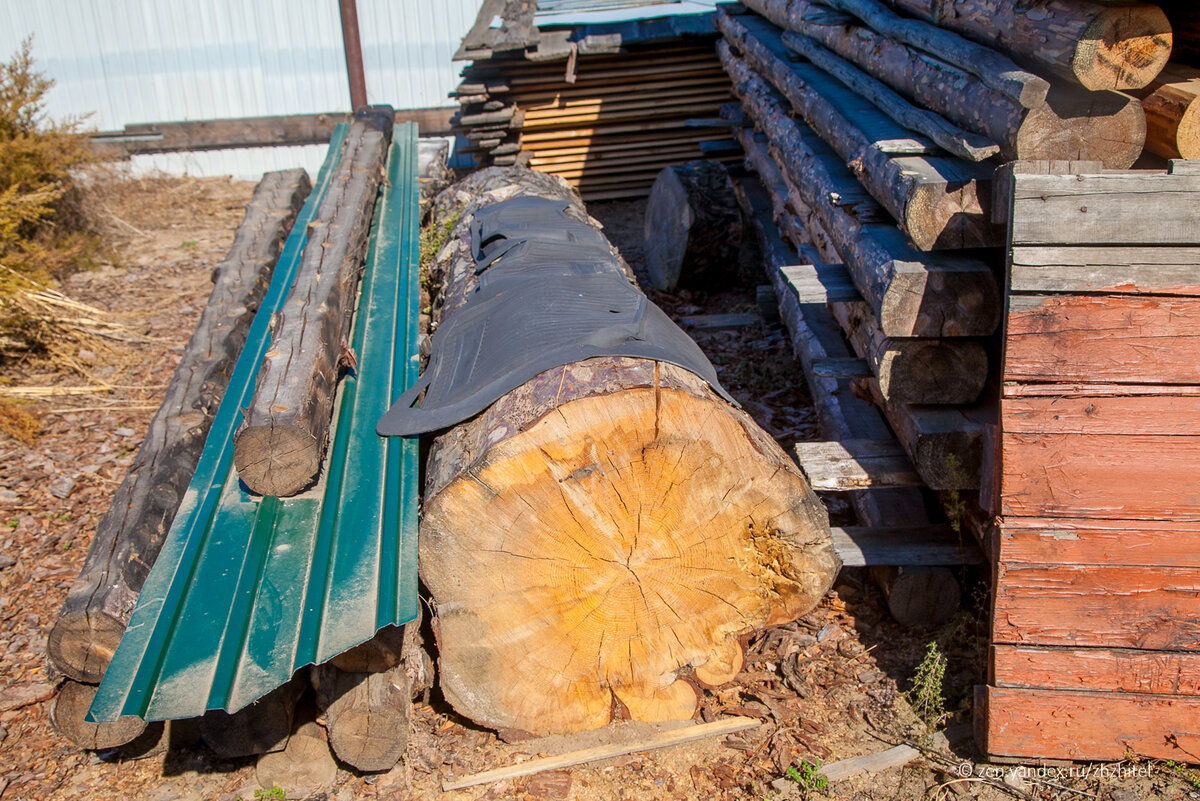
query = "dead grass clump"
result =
(0, 398, 40, 444)
(0, 37, 104, 360)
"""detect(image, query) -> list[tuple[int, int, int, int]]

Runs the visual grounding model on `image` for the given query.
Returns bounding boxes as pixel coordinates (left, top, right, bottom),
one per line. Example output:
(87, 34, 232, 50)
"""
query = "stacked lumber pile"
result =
(451, 2, 739, 200)
(977, 161, 1200, 762)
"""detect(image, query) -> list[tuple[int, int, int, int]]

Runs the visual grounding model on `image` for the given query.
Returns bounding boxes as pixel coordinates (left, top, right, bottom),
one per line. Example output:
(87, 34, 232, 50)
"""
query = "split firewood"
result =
(233, 105, 394, 497)
(47, 169, 312, 683)
(411, 167, 839, 736)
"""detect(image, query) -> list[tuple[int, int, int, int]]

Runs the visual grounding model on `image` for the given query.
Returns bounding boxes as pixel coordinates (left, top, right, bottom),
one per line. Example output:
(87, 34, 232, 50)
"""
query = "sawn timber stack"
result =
(390, 167, 839, 736)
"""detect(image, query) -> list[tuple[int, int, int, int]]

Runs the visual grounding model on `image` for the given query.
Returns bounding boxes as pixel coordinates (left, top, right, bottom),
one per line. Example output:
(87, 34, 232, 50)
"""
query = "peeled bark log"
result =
(47, 169, 312, 683)
(643, 160, 742, 291)
(883, 0, 1172, 92)
(718, 12, 997, 250)
(726, 50, 1001, 337)
(1133, 62, 1200, 160)
(234, 105, 393, 497)
(419, 167, 838, 737)
(781, 13, 1147, 168)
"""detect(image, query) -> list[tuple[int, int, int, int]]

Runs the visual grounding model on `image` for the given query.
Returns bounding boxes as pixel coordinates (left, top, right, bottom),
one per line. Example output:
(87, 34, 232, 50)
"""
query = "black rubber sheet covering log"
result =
(377, 196, 735, 436)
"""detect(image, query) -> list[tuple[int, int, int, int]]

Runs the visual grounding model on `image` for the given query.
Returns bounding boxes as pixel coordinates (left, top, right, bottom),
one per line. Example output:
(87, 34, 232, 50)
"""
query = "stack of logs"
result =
(453, 39, 740, 200)
(46, 112, 451, 787)
(714, 0, 1179, 624)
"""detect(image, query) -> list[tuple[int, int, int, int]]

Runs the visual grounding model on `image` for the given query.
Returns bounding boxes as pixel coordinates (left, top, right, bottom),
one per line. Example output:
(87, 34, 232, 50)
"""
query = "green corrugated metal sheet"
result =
(89, 122, 421, 723)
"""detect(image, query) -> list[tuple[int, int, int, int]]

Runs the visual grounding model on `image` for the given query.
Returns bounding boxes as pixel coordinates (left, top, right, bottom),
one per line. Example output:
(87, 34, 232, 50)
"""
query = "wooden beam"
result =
(794, 440, 921, 490)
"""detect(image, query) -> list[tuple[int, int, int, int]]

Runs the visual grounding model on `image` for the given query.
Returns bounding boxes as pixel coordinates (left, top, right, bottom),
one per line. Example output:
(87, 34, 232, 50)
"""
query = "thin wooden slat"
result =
(1004, 294, 1200, 385)
(1009, 169, 1200, 246)
(832, 525, 983, 567)
(1009, 245, 1200, 296)
(521, 83, 733, 112)
(978, 686, 1200, 762)
(521, 101, 729, 129)
(992, 644, 1200, 695)
(1002, 395, 1200, 436)
(530, 145, 715, 168)
(794, 440, 921, 491)
(992, 563, 1200, 649)
(1002, 382, 1200, 398)
(1001, 431, 1200, 520)
(996, 518, 1200, 567)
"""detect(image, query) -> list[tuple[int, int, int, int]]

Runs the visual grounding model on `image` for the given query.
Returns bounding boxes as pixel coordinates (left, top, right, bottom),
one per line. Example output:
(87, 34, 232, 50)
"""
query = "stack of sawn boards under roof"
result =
(452, 2, 739, 200)
(717, 0, 1200, 764)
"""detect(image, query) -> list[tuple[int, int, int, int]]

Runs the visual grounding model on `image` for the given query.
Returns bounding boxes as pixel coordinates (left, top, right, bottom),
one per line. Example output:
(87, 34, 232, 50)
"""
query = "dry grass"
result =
(0, 398, 39, 444)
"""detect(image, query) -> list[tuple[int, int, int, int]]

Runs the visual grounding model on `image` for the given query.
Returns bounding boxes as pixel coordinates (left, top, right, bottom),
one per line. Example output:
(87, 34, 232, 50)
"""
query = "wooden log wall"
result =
(452, 40, 739, 201)
(977, 160, 1200, 763)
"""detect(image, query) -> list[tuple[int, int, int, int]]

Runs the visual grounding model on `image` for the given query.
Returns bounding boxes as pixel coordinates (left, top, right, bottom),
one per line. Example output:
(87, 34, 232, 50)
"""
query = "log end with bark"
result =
(1073, 5, 1173, 92)
(1015, 86, 1147, 170)
(643, 160, 743, 292)
(1137, 63, 1200, 160)
(423, 358, 838, 736)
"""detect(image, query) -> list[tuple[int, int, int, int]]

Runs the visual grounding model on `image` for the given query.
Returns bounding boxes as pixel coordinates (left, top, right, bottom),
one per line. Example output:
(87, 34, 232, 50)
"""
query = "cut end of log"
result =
(1017, 86, 1147, 170)
(422, 362, 838, 736)
(1075, 7, 1173, 92)
(47, 611, 125, 683)
(50, 680, 148, 750)
(233, 424, 322, 497)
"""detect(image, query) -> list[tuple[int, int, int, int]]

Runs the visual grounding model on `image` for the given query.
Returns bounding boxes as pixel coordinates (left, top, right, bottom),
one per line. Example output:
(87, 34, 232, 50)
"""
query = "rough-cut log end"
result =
(51, 680, 149, 750)
(1017, 86, 1147, 169)
(47, 610, 125, 683)
(643, 161, 742, 292)
(904, 179, 994, 253)
(879, 259, 1001, 338)
(1075, 6, 1173, 91)
(877, 340, 988, 406)
(233, 424, 321, 496)
(422, 361, 838, 737)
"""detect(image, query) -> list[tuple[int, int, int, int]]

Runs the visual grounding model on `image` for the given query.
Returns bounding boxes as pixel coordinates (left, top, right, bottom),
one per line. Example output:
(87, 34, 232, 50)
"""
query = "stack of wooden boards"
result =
(451, 2, 739, 200)
(978, 161, 1200, 762)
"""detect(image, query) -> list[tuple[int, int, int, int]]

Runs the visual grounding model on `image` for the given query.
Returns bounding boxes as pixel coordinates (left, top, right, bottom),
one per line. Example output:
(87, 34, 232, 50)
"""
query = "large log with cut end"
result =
(643, 160, 742, 291)
(883, 0, 1172, 92)
(418, 167, 838, 737)
(234, 106, 393, 497)
(1134, 63, 1200, 160)
(47, 169, 312, 683)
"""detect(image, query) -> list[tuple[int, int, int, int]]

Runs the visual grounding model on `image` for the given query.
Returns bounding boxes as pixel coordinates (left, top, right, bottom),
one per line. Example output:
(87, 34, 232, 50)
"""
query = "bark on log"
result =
(234, 105, 394, 497)
(814, 0, 1049, 107)
(643, 160, 743, 291)
(1133, 62, 1200, 160)
(725, 48, 1001, 337)
(718, 11, 997, 250)
(882, 0, 1172, 92)
(781, 15, 1147, 168)
(47, 169, 312, 683)
(199, 674, 305, 758)
(50, 679, 149, 750)
(732, 3, 1000, 162)
(419, 167, 838, 737)
(313, 619, 432, 772)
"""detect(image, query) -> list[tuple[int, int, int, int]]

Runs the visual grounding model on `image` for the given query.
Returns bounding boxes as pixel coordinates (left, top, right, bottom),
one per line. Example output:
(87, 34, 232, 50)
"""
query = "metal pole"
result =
(339, 0, 368, 110)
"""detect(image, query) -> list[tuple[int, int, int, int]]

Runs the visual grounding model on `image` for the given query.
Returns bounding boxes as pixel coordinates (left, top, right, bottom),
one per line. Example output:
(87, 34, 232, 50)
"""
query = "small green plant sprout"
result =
(179, 239, 198, 250)
(787, 759, 828, 796)
(908, 640, 951, 742)
(235, 788, 286, 801)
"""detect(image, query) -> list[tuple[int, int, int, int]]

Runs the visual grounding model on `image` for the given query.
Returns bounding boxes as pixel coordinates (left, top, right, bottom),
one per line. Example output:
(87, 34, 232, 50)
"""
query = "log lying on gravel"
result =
(234, 105, 393, 497)
(781, 18, 1146, 169)
(199, 674, 305, 759)
(882, 0, 1173, 92)
(1134, 63, 1200, 159)
(51, 680, 149, 751)
(256, 707, 337, 797)
(718, 10, 997, 250)
(724, 43, 1001, 338)
(410, 167, 838, 737)
(643, 160, 742, 291)
(47, 169, 312, 684)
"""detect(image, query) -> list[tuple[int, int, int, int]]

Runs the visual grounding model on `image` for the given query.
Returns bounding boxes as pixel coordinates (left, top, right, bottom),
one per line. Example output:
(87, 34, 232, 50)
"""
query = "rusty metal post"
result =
(339, 0, 368, 109)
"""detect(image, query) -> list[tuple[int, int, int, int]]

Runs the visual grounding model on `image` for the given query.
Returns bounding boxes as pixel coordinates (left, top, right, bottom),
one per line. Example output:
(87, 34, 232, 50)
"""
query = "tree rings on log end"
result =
(1075, 7, 1172, 92)
(233, 424, 321, 497)
(47, 611, 125, 683)
(50, 680, 148, 750)
(421, 361, 838, 736)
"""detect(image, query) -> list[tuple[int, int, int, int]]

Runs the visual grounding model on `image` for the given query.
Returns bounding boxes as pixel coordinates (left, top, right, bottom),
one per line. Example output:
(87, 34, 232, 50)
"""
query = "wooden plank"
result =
(992, 563, 1200, 649)
(1009, 170, 1200, 246)
(995, 517, 1200, 567)
(1009, 245, 1200, 295)
(992, 644, 1200, 695)
(1003, 381, 1200, 399)
(979, 686, 1200, 762)
(1002, 395, 1200, 436)
(680, 313, 761, 330)
(1001, 431, 1200, 520)
(832, 525, 983, 567)
(1004, 294, 1200, 385)
(794, 440, 921, 490)
(442, 718, 760, 791)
